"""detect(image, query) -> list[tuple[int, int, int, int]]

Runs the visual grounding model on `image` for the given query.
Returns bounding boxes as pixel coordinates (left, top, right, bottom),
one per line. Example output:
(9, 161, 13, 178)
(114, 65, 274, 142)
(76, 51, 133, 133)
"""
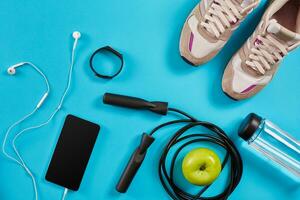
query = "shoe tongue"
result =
(267, 19, 300, 47)
(241, 0, 256, 8)
(232, 0, 258, 14)
(234, 0, 255, 8)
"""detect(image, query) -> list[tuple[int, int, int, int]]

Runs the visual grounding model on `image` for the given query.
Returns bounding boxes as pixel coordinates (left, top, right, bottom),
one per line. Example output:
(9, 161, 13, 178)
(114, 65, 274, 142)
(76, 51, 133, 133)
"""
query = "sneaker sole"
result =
(181, 56, 198, 66)
(223, 91, 238, 101)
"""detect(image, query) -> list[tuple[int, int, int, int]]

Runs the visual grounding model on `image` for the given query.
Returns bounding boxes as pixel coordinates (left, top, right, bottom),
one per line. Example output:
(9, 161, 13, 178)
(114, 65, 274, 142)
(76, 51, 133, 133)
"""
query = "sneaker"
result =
(222, 0, 300, 100)
(179, 0, 260, 66)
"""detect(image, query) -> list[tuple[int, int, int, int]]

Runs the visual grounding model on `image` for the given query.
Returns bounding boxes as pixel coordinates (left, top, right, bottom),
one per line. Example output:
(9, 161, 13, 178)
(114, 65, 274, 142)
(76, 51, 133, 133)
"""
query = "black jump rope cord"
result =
(152, 107, 243, 200)
(103, 93, 243, 200)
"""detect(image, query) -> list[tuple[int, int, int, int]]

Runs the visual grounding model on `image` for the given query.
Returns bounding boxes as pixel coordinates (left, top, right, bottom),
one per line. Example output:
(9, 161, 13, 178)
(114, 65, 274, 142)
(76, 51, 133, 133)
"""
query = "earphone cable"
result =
(2, 62, 50, 200)
(2, 61, 50, 166)
(23, 62, 51, 93)
(61, 188, 68, 200)
(2, 61, 51, 163)
(2, 34, 80, 200)
(57, 37, 78, 109)
(2, 107, 39, 166)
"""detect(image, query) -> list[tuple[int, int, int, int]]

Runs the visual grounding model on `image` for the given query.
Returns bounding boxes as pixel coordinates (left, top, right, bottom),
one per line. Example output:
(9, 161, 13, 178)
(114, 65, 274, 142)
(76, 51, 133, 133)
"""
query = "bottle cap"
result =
(238, 113, 262, 141)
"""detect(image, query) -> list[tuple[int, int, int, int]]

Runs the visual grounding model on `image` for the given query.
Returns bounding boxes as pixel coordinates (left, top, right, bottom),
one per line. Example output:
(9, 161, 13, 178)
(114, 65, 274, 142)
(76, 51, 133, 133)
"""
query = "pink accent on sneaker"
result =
(189, 32, 194, 52)
(241, 85, 256, 94)
(230, 19, 239, 25)
(254, 38, 263, 46)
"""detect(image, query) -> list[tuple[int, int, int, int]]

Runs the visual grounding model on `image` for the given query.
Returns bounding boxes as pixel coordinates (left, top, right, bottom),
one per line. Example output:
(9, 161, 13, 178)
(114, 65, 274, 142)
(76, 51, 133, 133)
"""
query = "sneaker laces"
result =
(246, 33, 291, 75)
(200, 0, 256, 38)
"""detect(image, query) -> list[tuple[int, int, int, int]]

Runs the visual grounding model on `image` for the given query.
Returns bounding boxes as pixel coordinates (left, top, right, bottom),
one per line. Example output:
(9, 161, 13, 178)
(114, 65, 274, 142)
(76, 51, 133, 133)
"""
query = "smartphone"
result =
(45, 115, 100, 191)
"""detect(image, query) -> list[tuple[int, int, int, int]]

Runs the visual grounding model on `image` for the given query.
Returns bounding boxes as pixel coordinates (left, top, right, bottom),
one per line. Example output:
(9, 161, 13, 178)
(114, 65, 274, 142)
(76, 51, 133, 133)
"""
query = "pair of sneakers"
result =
(180, 0, 300, 100)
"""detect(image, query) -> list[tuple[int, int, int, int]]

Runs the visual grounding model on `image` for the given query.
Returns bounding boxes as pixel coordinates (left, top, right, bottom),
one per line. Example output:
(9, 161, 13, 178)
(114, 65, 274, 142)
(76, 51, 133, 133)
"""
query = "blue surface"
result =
(0, 0, 299, 199)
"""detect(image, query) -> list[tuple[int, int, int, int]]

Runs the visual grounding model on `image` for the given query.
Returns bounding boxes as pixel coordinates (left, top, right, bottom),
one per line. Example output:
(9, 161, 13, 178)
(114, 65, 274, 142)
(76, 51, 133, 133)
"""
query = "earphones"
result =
(2, 62, 50, 200)
(2, 31, 81, 200)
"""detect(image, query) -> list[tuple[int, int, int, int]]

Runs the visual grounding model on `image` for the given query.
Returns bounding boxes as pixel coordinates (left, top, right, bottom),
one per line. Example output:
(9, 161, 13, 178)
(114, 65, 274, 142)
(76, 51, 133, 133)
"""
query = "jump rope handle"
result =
(103, 93, 168, 115)
(116, 133, 155, 193)
(103, 93, 165, 192)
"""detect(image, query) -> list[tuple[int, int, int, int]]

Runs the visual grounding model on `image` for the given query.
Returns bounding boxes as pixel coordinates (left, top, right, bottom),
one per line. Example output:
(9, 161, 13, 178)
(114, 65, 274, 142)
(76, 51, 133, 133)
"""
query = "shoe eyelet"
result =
(254, 38, 263, 47)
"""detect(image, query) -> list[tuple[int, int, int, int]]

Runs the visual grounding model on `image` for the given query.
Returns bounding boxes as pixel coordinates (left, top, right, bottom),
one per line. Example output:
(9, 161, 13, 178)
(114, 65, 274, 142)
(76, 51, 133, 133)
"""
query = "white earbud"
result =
(7, 62, 26, 75)
(72, 31, 81, 40)
(7, 67, 16, 75)
(72, 31, 81, 52)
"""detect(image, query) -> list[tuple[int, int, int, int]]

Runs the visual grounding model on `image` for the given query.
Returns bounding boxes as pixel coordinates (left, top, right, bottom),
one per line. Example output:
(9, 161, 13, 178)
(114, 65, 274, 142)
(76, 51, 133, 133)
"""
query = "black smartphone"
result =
(45, 115, 100, 191)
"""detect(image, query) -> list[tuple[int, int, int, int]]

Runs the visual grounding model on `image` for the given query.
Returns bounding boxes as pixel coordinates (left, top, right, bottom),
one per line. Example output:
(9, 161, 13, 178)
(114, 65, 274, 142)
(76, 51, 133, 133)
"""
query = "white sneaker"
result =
(179, 0, 260, 66)
(222, 0, 300, 100)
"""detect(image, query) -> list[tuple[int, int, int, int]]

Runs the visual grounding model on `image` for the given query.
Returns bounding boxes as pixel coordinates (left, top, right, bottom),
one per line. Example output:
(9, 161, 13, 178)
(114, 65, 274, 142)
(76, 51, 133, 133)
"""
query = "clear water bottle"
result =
(238, 113, 300, 178)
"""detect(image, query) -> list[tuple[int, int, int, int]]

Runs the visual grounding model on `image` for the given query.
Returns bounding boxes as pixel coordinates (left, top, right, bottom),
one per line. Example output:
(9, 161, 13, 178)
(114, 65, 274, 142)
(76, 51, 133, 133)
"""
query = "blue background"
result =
(0, 0, 299, 199)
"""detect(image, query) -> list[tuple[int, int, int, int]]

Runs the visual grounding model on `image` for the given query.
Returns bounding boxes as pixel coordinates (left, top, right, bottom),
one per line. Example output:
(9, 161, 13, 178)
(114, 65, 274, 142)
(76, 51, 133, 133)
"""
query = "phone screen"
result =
(45, 115, 100, 191)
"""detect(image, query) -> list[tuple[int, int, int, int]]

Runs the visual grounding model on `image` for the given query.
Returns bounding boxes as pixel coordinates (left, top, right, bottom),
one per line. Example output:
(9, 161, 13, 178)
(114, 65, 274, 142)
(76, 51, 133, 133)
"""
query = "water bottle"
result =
(238, 113, 300, 178)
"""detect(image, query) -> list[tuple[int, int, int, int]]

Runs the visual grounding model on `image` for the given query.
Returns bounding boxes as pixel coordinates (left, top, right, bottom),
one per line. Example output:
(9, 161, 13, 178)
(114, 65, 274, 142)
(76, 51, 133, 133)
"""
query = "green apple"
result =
(182, 148, 221, 186)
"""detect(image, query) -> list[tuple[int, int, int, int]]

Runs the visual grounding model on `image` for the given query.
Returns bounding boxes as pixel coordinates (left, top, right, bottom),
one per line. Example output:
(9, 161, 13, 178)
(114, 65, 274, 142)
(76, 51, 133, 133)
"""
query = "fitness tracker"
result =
(89, 46, 124, 79)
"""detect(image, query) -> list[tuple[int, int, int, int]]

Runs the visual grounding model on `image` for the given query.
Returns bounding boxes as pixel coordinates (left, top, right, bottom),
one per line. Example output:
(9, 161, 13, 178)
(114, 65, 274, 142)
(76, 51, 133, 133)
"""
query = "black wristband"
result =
(89, 46, 124, 79)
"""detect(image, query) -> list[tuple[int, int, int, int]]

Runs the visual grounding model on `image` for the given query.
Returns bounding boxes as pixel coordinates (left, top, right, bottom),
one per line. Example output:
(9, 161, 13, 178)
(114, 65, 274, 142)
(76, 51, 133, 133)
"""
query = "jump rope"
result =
(103, 93, 243, 200)
(2, 31, 81, 200)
